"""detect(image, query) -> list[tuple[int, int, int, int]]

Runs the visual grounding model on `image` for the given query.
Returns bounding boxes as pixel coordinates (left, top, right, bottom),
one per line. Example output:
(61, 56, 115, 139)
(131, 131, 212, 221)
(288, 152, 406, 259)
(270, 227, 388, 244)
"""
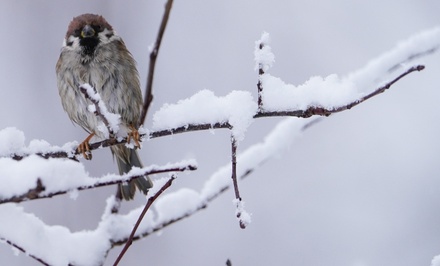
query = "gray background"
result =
(0, 1, 439, 265)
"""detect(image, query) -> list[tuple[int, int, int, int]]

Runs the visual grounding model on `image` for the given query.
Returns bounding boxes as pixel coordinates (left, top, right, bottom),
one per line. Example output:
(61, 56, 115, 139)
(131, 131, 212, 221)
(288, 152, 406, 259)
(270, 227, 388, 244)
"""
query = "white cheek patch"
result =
(98, 28, 120, 44)
(63, 35, 80, 50)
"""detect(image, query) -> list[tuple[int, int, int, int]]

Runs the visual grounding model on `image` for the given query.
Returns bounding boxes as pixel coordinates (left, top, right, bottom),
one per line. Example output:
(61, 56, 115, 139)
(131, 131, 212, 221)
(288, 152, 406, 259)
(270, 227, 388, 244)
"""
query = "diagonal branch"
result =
(113, 175, 176, 266)
(139, 0, 174, 126)
(0, 238, 50, 266)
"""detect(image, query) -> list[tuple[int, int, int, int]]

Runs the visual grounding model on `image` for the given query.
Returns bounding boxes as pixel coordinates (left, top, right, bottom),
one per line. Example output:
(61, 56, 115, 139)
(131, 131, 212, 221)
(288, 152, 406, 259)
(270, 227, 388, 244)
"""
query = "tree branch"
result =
(0, 163, 196, 204)
(0, 238, 50, 266)
(139, 0, 174, 126)
(230, 136, 247, 229)
(6, 64, 422, 163)
(255, 65, 425, 118)
(113, 175, 176, 266)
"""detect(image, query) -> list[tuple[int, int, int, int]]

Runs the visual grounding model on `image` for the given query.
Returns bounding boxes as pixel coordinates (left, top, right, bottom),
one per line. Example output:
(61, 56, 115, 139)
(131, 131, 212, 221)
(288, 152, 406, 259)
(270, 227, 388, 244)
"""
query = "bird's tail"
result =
(111, 145, 153, 200)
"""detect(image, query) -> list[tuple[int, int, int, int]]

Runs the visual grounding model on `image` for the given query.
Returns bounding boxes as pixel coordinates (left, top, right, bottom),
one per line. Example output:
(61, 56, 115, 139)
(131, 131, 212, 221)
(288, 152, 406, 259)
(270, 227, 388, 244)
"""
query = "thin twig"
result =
(139, 0, 174, 126)
(230, 136, 241, 201)
(1, 238, 50, 266)
(113, 175, 176, 266)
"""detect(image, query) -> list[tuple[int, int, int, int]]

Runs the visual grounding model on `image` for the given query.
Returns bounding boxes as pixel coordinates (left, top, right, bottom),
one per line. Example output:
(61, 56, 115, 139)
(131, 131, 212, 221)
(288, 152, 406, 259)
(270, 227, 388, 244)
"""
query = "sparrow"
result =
(56, 13, 153, 200)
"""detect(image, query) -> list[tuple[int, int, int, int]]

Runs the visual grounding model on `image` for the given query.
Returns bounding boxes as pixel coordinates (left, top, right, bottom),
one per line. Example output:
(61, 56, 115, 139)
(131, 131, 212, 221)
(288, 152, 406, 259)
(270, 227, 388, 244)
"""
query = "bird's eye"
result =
(73, 29, 81, 37)
(95, 25, 103, 32)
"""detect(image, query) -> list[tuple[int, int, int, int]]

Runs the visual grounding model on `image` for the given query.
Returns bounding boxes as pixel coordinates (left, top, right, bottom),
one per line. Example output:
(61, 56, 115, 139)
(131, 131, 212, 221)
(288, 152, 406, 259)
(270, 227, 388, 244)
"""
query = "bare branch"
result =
(139, 0, 174, 126)
(230, 136, 247, 229)
(113, 175, 176, 266)
(230, 136, 241, 202)
(0, 163, 196, 204)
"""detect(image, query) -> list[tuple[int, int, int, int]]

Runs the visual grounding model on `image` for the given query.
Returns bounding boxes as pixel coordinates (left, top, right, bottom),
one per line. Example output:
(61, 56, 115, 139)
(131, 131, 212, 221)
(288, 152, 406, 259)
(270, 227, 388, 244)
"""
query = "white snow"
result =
(254, 31, 275, 72)
(0, 204, 110, 266)
(153, 90, 257, 141)
(233, 198, 252, 227)
(432, 255, 440, 266)
(0, 127, 26, 157)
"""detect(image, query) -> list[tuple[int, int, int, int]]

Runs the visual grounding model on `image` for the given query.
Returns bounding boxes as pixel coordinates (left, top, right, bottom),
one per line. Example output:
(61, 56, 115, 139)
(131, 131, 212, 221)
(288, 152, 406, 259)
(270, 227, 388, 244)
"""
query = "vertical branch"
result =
(230, 136, 241, 201)
(113, 175, 176, 266)
(257, 42, 265, 111)
(139, 0, 174, 126)
(231, 135, 249, 229)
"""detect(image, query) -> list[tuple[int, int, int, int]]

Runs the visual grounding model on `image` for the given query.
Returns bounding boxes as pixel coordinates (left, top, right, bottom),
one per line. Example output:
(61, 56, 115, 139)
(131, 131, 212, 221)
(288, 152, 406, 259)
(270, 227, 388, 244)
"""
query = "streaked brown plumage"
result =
(56, 14, 152, 200)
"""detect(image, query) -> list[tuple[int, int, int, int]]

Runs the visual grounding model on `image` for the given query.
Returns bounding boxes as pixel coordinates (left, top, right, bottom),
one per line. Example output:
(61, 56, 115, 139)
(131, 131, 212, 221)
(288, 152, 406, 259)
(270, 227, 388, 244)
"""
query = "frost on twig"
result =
(254, 31, 274, 110)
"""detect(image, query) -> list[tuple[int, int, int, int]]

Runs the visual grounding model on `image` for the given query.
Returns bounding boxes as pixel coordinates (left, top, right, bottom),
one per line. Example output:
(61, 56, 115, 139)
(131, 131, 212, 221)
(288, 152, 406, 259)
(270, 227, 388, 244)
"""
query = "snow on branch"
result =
(149, 27, 439, 138)
(0, 118, 309, 266)
(153, 90, 257, 142)
(0, 132, 197, 204)
(256, 28, 439, 114)
(8, 24, 436, 161)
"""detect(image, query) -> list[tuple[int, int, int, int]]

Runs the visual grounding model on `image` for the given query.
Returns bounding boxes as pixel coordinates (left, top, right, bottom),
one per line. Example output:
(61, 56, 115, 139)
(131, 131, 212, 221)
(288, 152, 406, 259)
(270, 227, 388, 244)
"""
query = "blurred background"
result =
(0, 1, 439, 265)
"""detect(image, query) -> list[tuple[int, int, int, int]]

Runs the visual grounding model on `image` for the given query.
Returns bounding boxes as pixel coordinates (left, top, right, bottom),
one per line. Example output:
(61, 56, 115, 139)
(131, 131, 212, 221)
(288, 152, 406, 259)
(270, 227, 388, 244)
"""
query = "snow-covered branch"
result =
(0, 146, 197, 204)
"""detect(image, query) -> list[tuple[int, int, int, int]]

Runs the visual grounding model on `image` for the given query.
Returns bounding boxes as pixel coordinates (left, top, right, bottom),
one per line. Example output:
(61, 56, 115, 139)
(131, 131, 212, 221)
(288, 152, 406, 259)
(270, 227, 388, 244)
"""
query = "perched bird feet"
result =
(77, 133, 95, 160)
(127, 125, 141, 149)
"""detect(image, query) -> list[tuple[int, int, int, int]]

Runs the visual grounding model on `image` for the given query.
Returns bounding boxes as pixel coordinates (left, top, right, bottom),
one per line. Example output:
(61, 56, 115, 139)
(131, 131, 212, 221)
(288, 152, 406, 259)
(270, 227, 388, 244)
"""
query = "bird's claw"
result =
(77, 133, 95, 160)
(127, 126, 141, 149)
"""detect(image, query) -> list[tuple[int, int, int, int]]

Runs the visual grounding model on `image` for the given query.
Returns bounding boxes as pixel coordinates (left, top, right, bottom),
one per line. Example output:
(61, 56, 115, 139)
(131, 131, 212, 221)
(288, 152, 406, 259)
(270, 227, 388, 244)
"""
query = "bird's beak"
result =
(81, 25, 95, 38)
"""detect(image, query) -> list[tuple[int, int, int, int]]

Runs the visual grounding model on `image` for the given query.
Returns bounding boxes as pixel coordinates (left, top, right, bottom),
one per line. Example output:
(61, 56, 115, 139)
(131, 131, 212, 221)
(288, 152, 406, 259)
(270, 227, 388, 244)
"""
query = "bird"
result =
(56, 13, 153, 200)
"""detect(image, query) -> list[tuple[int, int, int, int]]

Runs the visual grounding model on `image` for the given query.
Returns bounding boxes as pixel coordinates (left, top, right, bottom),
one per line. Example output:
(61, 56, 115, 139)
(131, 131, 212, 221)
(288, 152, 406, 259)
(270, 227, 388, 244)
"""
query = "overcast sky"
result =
(0, 1, 440, 265)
